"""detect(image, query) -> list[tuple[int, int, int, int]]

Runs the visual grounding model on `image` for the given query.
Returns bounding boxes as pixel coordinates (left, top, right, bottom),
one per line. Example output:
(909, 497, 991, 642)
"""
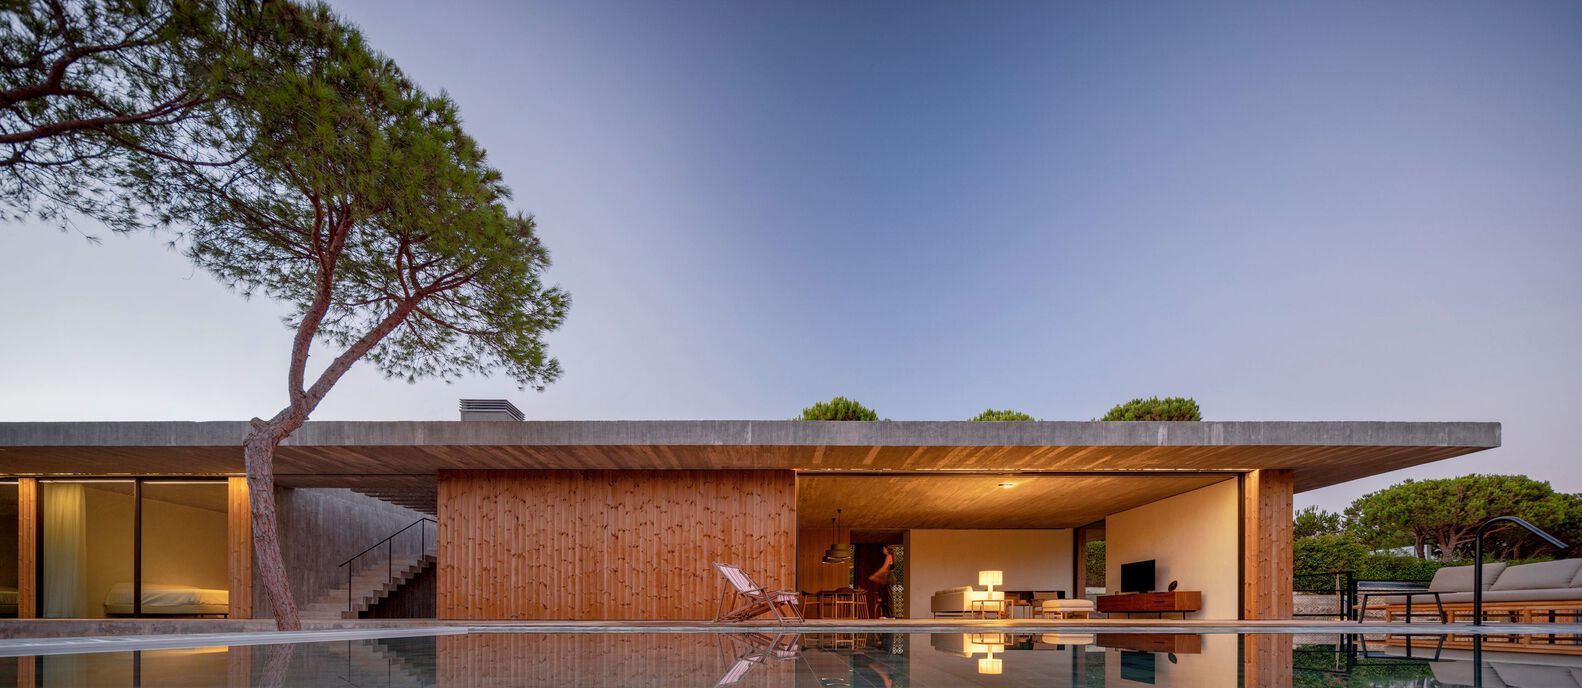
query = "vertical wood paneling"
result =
(795, 527, 850, 593)
(435, 633, 793, 687)
(17, 477, 37, 619)
(1241, 633, 1293, 687)
(437, 469, 796, 620)
(1241, 469, 1294, 620)
(226, 476, 253, 619)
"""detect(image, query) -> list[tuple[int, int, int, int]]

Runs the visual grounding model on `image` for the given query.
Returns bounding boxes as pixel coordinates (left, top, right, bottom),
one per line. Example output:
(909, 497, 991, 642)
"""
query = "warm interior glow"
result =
(978, 569, 1003, 591)
(977, 657, 1002, 675)
(997, 481, 1016, 489)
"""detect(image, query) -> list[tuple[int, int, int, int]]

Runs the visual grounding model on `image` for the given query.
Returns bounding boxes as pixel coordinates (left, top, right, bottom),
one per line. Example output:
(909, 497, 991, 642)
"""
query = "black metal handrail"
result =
(338, 517, 437, 615)
(1473, 516, 1567, 626)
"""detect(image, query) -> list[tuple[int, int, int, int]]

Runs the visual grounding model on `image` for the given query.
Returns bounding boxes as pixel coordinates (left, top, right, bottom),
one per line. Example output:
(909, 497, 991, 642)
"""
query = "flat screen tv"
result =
(1120, 560, 1156, 593)
(1120, 651, 1157, 683)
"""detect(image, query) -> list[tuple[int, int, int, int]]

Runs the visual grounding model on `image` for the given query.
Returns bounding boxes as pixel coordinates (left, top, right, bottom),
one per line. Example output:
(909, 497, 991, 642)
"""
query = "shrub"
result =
(1100, 396, 1201, 421)
(1085, 540, 1106, 585)
(799, 396, 879, 421)
(969, 409, 1035, 421)
(1295, 534, 1367, 574)
(1354, 555, 1458, 582)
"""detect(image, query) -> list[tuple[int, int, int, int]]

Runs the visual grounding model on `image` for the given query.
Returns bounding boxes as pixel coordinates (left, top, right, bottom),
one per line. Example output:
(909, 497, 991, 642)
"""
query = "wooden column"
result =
(1241, 469, 1294, 620)
(1241, 633, 1293, 687)
(227, 476, 254, 619)
(17, 477, 37, 619)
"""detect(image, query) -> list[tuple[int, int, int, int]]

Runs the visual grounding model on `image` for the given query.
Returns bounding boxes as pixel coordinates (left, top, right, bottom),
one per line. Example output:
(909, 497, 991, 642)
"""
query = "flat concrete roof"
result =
(0, 420, 1499, 493)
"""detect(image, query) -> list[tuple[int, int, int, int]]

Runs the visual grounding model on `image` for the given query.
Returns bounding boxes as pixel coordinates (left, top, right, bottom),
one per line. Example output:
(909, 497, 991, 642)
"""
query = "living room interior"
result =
(795, 472, 1244, 620)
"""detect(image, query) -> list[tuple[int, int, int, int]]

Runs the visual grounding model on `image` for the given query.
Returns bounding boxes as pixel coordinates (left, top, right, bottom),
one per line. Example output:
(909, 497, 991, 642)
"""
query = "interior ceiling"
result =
(797, 474, 1232, 530)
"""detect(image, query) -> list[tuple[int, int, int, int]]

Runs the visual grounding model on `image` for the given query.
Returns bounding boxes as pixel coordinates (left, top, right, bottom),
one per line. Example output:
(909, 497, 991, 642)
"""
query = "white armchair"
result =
(930, 586, 1005, 618)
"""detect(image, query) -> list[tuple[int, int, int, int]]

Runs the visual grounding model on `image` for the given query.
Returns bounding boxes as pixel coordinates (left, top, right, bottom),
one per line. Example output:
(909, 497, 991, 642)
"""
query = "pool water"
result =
(1, 631, 1577, 686)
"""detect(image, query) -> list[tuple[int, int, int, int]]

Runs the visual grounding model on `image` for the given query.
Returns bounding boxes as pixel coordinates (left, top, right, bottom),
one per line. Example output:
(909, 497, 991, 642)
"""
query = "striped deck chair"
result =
(714, 633, 800, 686)
(713, 562, 805, 623)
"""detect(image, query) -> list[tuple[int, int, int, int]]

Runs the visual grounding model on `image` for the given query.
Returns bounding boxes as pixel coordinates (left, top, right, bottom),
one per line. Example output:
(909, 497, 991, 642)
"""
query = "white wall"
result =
(1105, 478, 1239, 620)
(905, 529, 1073, 619)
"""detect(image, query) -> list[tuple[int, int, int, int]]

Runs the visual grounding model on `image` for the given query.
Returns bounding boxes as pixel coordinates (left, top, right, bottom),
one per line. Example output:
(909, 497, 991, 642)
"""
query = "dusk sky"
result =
(2, 1, 1578, 511)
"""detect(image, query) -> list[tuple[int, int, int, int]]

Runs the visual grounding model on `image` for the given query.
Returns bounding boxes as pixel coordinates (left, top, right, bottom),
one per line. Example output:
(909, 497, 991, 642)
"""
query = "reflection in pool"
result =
(0, 631, 1578, 686)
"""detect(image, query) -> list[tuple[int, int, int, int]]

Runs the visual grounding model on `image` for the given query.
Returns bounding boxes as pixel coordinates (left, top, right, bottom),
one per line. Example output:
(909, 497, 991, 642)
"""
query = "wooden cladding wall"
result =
(226, 477, 253, 619)
(795, 527, 850, 593)
(437, 469, 795, 620)
(1241, 469, 1295, 620)
(18, 478, 37, 618)
(436, 633, 793, 687)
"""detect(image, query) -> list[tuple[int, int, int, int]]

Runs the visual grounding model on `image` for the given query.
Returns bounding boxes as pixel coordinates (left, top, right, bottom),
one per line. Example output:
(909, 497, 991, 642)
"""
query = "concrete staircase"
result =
(300, 553, 436, 620)
(324, 636, 436, 687)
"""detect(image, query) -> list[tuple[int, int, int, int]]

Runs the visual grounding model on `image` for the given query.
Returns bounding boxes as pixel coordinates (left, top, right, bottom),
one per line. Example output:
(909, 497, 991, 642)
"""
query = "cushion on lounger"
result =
(1428, 563, 1507, 593)
(1432, 662, 1506, 688)
(1478, 588, 1582, 603)
(1040, 599, 1096, 611)
(1490, 560, 1582, 592)
(1491, 663, 1582, 688)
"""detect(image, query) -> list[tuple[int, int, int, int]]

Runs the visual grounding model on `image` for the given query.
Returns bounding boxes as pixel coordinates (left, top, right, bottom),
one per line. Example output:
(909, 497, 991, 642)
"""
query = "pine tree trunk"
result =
(245, 422, 301, 631)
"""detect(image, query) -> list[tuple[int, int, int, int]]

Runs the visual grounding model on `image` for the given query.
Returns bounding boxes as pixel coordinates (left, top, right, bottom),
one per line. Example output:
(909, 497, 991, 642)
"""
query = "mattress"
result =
(103, 582, 228, 615)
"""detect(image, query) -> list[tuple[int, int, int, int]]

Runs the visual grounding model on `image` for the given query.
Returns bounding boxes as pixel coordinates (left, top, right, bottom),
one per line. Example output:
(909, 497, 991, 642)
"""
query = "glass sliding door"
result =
(41, 480, 135, 618)
(140, 481, 229, 617)
(37, 478, 228, 618)
(0, 481, 16, 618)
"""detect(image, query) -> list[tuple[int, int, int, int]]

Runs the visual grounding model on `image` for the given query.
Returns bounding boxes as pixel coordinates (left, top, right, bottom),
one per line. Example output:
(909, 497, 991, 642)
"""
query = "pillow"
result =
(1490, 559, 1582, 591)
(1427, 563, 1506, 592)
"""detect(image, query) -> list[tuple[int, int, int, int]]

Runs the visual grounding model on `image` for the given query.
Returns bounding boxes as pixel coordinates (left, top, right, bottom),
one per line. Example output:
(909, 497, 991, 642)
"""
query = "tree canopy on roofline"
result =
(969, 409, 1035, 421)
(800, 396, 879, 421)
(1100, 396, 1201, 421)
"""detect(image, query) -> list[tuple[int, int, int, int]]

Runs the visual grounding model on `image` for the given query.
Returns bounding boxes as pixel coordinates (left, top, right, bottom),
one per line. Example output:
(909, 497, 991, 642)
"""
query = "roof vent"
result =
(459, 399, 524, 422)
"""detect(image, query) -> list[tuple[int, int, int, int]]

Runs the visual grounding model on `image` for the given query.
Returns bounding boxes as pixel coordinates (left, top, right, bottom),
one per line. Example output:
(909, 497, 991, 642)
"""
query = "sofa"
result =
(930, 586, 1005, 617)
(1368, 558, 1582, 622)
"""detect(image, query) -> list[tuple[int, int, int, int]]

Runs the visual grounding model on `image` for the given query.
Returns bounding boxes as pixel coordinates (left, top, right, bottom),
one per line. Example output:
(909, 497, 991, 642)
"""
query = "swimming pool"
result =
(1, 630, 1577, 686)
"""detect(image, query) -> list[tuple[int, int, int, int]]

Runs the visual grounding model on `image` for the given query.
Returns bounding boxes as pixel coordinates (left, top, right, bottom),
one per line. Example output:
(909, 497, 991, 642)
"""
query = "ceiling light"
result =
(998, 481, 1016, 489)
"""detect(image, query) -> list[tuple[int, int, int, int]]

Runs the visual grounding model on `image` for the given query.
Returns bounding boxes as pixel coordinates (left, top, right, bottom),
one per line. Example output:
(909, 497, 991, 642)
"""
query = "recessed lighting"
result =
(998, 482, 1016, 489)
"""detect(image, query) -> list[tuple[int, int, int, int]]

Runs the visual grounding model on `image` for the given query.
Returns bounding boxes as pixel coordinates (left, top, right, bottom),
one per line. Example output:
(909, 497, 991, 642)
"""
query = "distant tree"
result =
(969, 409, 1035, 421)
(1294, 506, 1344, 539)
(1344, 475, 1574, 561)
(800, 397, 878, 421)
(1100, 396, 1201, 421)
(1, 0, 231, 232)
(133, 2, 568, 629)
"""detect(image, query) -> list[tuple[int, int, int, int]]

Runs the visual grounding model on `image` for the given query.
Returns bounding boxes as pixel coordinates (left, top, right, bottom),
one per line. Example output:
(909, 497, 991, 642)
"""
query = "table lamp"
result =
(978, 570, 1003, 593)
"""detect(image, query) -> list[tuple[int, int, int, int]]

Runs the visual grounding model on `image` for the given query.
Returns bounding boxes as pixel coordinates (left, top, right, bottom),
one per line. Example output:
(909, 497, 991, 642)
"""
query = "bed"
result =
(0, 586, 17, 616)
(103, 582, 229, 617)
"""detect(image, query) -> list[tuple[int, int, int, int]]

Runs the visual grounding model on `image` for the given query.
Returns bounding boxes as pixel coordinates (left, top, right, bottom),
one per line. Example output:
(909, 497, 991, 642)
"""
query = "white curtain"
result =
(42, 482, 88, 618)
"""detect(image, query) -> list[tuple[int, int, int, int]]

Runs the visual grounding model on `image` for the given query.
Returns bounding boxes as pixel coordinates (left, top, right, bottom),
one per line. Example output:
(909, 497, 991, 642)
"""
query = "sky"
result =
(2, 1, 1579, 512)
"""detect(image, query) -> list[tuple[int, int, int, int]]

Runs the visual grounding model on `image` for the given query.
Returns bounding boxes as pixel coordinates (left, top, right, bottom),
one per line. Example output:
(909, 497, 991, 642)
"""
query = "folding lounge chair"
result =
(713, 562, 805, 623)
(714, 633, 800, 686)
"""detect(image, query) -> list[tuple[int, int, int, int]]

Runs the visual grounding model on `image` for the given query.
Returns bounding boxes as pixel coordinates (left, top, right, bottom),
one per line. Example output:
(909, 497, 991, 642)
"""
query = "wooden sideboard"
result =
(1097, 591, 1202, 618)
(1097, 633, 1204, 654)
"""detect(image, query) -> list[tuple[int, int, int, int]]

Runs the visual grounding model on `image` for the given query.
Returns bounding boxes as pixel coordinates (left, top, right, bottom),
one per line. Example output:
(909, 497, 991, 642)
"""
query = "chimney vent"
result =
(459, 399, 525, 421)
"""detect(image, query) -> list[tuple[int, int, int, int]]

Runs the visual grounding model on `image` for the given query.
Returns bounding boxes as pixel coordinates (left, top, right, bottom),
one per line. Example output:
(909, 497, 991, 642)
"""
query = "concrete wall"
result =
(1105, 478, 1239, 620)
(252, 488, 426, 616)
(905, 529, 1073, 619)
